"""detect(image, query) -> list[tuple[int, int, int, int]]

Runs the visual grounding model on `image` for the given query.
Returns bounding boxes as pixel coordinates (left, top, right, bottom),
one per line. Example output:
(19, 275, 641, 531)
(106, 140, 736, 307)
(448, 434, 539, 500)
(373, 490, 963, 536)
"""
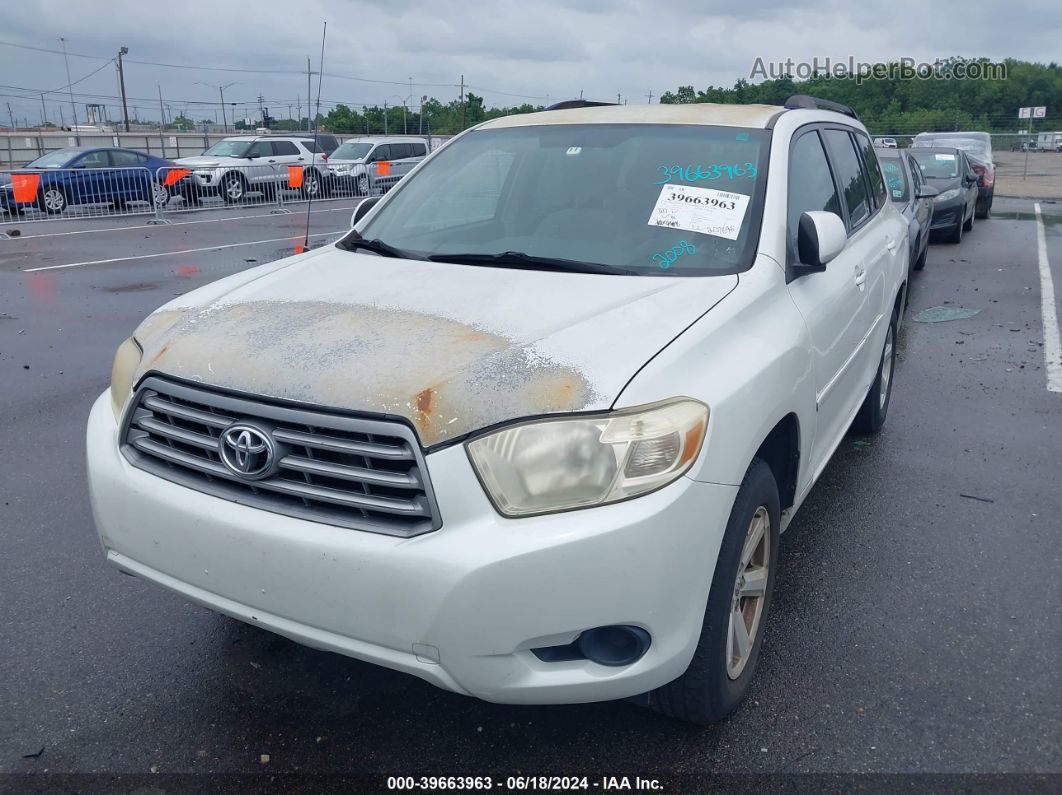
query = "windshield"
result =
(355, 124, 769, 276)
(332, 142, 373, 160)
(201, 140, 252, 158)
(25, 149, 79, 168)
(910, 151, 959, 179)
(879, 158, 909, 201)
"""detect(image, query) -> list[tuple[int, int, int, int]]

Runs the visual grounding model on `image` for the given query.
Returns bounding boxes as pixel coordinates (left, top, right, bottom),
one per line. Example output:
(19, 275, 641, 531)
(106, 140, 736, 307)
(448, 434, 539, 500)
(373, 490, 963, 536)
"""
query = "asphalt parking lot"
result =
(1, 198, 1060, 786)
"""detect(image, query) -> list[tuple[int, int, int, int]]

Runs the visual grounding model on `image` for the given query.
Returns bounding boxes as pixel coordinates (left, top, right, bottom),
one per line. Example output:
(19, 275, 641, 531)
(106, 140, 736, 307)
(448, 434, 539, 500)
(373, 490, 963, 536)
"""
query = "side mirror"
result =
(917, 184, 939, 199)
(246, 152, 260, 160)
(794, 211, 847, 276)
(350, 196, 381, 228)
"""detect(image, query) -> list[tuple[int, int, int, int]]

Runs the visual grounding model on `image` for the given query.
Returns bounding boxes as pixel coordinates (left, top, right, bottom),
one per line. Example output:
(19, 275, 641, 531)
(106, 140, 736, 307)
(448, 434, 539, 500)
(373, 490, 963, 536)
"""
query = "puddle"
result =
(913, 306, 982, 323)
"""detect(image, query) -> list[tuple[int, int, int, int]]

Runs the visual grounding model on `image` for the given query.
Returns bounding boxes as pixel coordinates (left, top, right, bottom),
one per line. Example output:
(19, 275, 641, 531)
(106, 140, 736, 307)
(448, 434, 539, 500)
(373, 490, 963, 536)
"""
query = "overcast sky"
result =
(1, 0, 1059, 126)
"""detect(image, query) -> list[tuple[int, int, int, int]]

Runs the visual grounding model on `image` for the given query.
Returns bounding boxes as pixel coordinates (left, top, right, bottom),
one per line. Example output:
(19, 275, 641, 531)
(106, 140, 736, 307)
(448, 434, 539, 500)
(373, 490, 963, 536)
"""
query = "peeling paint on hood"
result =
(133, 248, 737, 446)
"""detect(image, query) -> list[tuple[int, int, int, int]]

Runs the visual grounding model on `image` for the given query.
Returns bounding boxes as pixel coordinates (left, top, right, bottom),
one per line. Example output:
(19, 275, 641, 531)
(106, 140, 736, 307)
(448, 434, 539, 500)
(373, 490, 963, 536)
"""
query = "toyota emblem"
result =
(219, 423, 275, 479)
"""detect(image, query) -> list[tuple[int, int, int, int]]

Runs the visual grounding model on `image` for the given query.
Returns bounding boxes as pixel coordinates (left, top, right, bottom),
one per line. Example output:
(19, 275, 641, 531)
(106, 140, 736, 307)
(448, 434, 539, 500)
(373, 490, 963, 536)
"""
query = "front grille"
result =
(121, 376, 441, 537)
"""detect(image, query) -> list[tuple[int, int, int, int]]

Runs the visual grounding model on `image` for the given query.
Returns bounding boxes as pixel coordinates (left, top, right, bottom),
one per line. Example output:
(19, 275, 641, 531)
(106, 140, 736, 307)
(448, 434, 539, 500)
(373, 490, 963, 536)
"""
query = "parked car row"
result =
(0, 133, 431, 215)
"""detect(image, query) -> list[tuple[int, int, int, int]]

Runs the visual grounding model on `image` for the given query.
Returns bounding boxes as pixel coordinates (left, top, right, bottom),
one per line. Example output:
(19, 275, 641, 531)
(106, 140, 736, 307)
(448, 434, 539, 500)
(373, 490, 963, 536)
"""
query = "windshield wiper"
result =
(338, 236, 424, 260)
(426, 250, 637, 275)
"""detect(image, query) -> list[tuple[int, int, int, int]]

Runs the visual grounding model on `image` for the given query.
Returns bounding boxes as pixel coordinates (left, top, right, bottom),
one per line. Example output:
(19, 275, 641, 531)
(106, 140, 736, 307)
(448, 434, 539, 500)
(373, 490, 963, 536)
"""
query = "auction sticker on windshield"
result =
(647, 184, 750, 240)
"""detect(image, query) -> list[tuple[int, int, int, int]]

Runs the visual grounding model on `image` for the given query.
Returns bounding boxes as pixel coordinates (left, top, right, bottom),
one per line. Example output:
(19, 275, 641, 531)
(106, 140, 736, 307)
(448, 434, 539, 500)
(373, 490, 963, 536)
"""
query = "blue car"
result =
(0, 147, 177, 215)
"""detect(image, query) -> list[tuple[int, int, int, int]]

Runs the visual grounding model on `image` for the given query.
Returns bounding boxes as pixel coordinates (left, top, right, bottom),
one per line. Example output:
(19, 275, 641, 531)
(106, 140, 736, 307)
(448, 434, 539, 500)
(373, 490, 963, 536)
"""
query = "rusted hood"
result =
(133, 248, 737, 446)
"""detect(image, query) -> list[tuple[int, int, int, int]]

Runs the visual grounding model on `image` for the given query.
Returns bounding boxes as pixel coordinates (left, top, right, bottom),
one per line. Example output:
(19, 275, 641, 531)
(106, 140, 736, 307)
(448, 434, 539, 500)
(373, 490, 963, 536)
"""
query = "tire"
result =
(148, 181, 170, 208)
(946, 214, 963, 244)
(300, 168, 324, 199)
(38, 185, 67, 215)
(913, 239, 928, 271)
(220, 172, 247, 203)
(852, 310, 897, 434)
(649, 459, 780, 725)
(963, 204, 974, 231)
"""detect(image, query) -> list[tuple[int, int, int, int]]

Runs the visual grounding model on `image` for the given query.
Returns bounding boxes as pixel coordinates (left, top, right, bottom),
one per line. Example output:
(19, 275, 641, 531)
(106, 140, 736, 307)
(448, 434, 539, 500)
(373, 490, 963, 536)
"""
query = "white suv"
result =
(89, 96, 907, 724)
(326, 136, 429, 196)
(174, 135, 336, 203)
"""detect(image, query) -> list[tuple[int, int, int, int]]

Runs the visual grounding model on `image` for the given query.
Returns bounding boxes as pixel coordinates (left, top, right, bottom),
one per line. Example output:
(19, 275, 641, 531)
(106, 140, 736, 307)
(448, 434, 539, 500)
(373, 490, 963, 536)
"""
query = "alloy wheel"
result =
(727, 506, 771, 679)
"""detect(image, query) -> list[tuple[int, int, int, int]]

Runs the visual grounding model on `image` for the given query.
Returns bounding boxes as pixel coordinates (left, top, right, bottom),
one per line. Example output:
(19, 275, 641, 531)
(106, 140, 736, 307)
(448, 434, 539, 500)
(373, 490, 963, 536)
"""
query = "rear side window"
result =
(411, 143, 427, 157)
(111, 150, 145, 166)
(390, 143, 413, 159)
(272, 141, 299, 156)
(822, 129, 870, 229)
(907, 156, 922, 197)
(787, 130, 842, 261)
(855, 133, 888, 208)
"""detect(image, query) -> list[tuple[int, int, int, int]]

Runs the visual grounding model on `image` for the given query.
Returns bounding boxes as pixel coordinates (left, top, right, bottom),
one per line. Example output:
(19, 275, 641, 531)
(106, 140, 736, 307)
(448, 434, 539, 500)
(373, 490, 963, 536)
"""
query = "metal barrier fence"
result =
(0, 158, 416, 225)
(0, 132, 452, 168)
(0, 166, 165, 222)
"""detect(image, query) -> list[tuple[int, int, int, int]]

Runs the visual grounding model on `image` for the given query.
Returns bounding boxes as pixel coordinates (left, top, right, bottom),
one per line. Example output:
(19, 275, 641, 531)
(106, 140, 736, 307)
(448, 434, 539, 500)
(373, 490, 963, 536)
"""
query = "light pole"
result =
(58, 36, 79, 143)
(197, 81, 238, 133)
(117, 46, 130, 132)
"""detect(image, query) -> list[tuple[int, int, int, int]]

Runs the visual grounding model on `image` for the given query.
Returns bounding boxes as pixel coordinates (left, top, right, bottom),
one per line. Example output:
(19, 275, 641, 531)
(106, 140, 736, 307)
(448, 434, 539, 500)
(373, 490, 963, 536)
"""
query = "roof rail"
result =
(544, 100, 619, 111)
(783, 94, 859, 120)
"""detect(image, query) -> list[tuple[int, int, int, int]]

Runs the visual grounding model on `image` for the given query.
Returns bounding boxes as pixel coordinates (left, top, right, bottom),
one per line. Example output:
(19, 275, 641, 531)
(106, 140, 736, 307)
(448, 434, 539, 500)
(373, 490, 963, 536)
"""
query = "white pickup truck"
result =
(88, 96, 908, 724)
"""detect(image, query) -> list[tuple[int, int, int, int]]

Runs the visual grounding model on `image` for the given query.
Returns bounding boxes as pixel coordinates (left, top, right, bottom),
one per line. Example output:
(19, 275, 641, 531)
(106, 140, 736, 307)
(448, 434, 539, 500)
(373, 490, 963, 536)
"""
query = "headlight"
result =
(934, 188, 961, 203)
(466, 399, 708, 517)
(110, 337, 143, 420)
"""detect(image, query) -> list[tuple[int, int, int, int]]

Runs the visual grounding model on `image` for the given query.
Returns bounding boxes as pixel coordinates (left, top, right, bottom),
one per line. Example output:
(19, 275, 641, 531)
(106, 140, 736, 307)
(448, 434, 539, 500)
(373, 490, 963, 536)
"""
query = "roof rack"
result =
(544, 100, 619, 111)
(783, 94, 859, 120)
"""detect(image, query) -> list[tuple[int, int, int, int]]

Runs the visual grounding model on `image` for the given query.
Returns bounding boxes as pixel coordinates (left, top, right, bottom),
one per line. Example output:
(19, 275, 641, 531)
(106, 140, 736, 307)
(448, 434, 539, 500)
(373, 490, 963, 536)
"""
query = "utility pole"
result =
(39, 94, 48, 126)
(157, 83, 166, 149)
(59, 105, 65, 129)
(384, 101, 388, 134)
(420, 95, 426, 135)
(646, 90, 653, 104)
(306, 58, 312, 131)
(117, 46, 131, 132)
(59, 37, 80, 143)
(459, 74, 466, 131)
(7, 103, 16, 133)
(617, 92, 621, 104)
(257, 94, 264, 126)
(296, 96, 301, 127)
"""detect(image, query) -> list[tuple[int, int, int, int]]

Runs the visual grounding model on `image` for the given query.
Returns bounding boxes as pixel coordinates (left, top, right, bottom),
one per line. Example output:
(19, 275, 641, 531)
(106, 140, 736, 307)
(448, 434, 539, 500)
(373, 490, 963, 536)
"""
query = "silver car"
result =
(326, 137, 428, 196)
(175, 136, 336, 203)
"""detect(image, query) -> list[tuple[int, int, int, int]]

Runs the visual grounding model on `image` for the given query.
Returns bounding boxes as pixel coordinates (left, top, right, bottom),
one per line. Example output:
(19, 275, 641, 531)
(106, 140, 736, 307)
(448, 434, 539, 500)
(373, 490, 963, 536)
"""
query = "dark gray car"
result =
(877, 148, 936, 272)
(908, 147, 979, 244)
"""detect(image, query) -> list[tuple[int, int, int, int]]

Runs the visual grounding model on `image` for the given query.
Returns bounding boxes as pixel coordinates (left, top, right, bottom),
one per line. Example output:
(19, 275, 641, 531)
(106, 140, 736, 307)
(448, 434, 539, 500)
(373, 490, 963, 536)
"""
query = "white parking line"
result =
(6, 205, 356, 240)
(24, 231, 346, 272)
(1034, 203, 1062, 393)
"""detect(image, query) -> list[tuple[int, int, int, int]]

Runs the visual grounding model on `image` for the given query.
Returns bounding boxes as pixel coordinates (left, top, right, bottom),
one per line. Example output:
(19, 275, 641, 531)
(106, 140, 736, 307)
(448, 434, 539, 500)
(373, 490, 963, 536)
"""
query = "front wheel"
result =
(220, 173, 247, 203)
(852, 311, 897, 434)
(649, 458, 780, 725)
(913, 239, 928, 271)
(38, 186, 68, 214)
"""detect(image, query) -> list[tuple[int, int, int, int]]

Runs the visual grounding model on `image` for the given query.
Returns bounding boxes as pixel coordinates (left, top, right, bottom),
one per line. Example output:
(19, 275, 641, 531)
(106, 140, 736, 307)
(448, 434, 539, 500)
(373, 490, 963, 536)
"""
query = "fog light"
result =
(577, 625, 651, 667)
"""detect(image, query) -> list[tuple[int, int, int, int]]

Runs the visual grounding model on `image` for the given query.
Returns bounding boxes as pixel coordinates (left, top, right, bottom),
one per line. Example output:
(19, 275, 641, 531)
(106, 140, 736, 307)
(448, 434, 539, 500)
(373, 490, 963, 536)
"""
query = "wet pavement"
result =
(1, 198, 1060, 786)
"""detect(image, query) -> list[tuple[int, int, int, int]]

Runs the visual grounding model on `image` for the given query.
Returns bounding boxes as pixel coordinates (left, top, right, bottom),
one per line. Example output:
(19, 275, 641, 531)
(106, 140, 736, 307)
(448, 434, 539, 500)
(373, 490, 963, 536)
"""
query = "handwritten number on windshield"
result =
(654, 163, 757, 185)
(653, 240, 696, 270)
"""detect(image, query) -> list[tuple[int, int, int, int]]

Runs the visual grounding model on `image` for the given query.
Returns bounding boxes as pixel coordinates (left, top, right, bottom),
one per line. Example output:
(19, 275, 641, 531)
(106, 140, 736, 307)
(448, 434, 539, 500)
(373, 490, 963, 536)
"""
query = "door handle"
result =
(854, 265, 867, 286)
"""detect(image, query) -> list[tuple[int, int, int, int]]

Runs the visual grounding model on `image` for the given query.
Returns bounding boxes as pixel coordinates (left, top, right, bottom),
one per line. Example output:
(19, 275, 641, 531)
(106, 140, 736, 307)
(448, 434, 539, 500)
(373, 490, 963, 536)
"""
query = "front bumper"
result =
(929, 201, 964, 231)
(87, 392, 738, 704)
